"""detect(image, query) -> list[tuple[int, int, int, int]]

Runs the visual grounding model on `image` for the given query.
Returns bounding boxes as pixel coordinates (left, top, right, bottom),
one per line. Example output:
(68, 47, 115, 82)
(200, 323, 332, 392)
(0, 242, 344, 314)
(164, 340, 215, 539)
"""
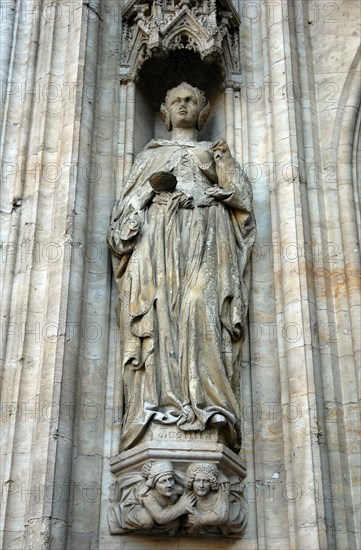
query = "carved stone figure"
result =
(183, 462, 246, 536)
(108, 461, 195, 535)
(108, 460, 246, 537)
(108, 82, 255, 452)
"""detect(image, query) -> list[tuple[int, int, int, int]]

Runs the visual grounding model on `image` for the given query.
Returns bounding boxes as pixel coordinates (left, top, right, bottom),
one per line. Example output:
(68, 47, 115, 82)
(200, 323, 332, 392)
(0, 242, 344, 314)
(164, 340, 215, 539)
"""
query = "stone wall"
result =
(1, 1, 359, 549)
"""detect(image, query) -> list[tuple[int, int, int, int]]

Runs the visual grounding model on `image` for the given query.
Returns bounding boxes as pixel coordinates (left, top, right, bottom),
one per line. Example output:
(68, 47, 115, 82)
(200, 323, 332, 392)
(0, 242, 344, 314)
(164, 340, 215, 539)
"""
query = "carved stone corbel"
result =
(108, 450, 247, 537)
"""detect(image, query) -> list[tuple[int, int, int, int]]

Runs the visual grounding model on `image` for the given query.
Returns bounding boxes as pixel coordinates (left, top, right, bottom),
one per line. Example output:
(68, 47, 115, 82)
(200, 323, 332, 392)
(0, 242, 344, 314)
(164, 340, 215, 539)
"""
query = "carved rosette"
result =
(120, 0, 241, 82)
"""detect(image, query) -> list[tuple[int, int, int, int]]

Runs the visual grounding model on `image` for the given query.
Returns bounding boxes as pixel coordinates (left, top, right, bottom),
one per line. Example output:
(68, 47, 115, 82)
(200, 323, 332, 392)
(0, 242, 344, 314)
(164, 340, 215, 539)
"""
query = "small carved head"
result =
(161, 82, 210, 131)
(142, 460, 175, 489)
(186, 462, 219, 494)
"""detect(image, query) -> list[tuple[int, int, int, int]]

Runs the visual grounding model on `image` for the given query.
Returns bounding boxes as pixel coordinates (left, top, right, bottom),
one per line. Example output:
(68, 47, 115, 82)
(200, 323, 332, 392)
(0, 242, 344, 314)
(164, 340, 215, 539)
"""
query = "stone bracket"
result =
(108, 441, 247, 538)
(110, 441, 247, 479)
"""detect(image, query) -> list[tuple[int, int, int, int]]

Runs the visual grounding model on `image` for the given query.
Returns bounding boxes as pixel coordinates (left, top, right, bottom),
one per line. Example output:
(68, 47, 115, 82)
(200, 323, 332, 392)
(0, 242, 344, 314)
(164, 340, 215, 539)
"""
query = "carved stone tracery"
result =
(120, 0, 241, 82)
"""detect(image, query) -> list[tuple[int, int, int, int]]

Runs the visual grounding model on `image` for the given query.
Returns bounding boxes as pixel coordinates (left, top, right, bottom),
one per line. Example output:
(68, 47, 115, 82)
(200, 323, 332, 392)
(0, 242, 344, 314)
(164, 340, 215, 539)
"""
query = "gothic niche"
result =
(108, 1, 253, 539)
(120, 0, 242, 85)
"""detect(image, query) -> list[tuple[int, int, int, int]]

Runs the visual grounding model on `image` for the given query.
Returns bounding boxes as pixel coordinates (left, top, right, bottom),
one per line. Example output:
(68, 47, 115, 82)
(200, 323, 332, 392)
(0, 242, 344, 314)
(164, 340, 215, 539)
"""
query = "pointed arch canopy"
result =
(119, 0, 242, 86)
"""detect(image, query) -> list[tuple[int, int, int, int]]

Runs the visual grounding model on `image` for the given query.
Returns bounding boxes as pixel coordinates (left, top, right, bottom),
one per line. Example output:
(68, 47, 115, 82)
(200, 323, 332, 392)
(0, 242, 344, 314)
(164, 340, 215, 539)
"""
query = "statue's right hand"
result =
(178, 492, 197, 513)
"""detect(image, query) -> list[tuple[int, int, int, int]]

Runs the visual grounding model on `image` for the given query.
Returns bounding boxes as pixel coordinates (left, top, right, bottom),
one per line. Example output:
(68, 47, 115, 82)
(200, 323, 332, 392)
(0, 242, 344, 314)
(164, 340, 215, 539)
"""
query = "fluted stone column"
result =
(1, 2, 120, 548)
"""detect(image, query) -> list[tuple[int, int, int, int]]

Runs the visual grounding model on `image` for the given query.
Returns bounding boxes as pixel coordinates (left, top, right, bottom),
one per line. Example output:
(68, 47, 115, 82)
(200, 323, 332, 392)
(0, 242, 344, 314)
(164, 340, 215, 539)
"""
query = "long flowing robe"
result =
(107, 139, 255, 451)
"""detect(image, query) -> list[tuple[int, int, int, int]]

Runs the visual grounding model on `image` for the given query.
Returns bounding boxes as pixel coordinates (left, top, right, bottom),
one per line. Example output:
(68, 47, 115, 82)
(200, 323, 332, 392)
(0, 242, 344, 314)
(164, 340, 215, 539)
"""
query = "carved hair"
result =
(186, 462, 219, 491)
(160, 82, 210, 131)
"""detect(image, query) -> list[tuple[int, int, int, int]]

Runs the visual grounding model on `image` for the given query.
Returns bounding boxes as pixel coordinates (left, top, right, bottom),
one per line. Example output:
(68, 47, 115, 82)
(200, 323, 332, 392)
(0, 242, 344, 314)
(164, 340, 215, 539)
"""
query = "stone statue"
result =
(107, 82, 255, 452)
(107, 461, 196, 535)
(183, 462, 246, 536)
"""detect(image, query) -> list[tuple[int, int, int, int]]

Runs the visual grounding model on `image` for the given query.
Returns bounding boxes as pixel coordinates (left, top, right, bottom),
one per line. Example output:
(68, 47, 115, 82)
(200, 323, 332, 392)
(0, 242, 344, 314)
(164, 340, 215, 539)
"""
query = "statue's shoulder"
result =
(144, 139, 173, 150)
(130, 141, 165, 166)
(142, 139, 213, 151)
(197, 140, 214, 149)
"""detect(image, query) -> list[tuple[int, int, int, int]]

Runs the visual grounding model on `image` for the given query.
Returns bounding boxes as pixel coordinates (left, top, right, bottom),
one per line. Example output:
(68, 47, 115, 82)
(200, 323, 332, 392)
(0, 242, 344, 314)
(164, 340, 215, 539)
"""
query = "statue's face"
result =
(155, 473, 175, 497)
(193, 473, 211, 497)
(167, 87, 200, 129)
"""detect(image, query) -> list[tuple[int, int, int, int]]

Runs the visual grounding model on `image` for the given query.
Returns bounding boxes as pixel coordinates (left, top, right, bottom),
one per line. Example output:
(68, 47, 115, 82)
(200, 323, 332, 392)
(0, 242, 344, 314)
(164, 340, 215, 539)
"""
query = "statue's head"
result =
(161, 82, 210, 131)
(185, 463, 219, 496)
(142, 460, 175, 495)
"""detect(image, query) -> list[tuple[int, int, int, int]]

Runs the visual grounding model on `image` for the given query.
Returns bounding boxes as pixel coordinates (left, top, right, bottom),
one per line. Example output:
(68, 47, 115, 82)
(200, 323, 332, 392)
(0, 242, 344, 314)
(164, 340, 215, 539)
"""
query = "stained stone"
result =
(0, 0, 360, 548)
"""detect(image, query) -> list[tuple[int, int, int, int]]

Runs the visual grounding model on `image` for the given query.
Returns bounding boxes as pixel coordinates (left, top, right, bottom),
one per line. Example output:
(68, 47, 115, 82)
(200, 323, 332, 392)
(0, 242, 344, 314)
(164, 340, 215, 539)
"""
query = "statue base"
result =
(110, 440, 246, 479)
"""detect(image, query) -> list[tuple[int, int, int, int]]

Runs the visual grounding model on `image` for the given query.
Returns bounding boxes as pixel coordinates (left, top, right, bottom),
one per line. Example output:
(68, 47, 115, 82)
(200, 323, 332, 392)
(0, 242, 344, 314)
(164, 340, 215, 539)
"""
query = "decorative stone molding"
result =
(119, 0, 241, 83)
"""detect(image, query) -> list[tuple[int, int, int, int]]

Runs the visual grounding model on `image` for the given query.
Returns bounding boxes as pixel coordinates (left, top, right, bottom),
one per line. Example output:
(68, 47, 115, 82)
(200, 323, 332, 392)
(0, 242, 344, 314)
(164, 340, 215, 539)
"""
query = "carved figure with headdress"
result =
(108, 461, 195, 535)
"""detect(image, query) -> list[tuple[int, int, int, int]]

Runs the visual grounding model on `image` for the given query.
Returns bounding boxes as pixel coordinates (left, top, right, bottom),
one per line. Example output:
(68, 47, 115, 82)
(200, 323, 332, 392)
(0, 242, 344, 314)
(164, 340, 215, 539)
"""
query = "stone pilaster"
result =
(1, 2, 120, 548)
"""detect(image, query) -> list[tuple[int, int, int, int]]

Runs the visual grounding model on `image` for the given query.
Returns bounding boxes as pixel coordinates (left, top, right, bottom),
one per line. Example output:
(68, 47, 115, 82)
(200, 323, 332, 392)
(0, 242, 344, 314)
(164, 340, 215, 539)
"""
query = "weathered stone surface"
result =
(0, 1, 360, 548)
(107, 83, 255, 461)
(106, 80, 254, 538)
(108, 459, 246, 537)
(119, 0, 241, 85)
(109, 441, 247, 478)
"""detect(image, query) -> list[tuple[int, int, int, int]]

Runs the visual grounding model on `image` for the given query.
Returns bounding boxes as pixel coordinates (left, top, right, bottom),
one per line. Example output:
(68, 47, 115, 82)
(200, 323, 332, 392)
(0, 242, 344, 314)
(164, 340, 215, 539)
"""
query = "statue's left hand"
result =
(211, 139, 232, 161)
(118, 213, 142, 241)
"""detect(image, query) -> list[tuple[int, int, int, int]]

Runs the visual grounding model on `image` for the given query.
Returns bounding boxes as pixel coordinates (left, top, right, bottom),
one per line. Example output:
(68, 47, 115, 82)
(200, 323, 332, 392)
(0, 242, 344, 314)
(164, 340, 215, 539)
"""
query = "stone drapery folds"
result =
(107, 82, 254, 537)
(107, 83, 255, 453)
